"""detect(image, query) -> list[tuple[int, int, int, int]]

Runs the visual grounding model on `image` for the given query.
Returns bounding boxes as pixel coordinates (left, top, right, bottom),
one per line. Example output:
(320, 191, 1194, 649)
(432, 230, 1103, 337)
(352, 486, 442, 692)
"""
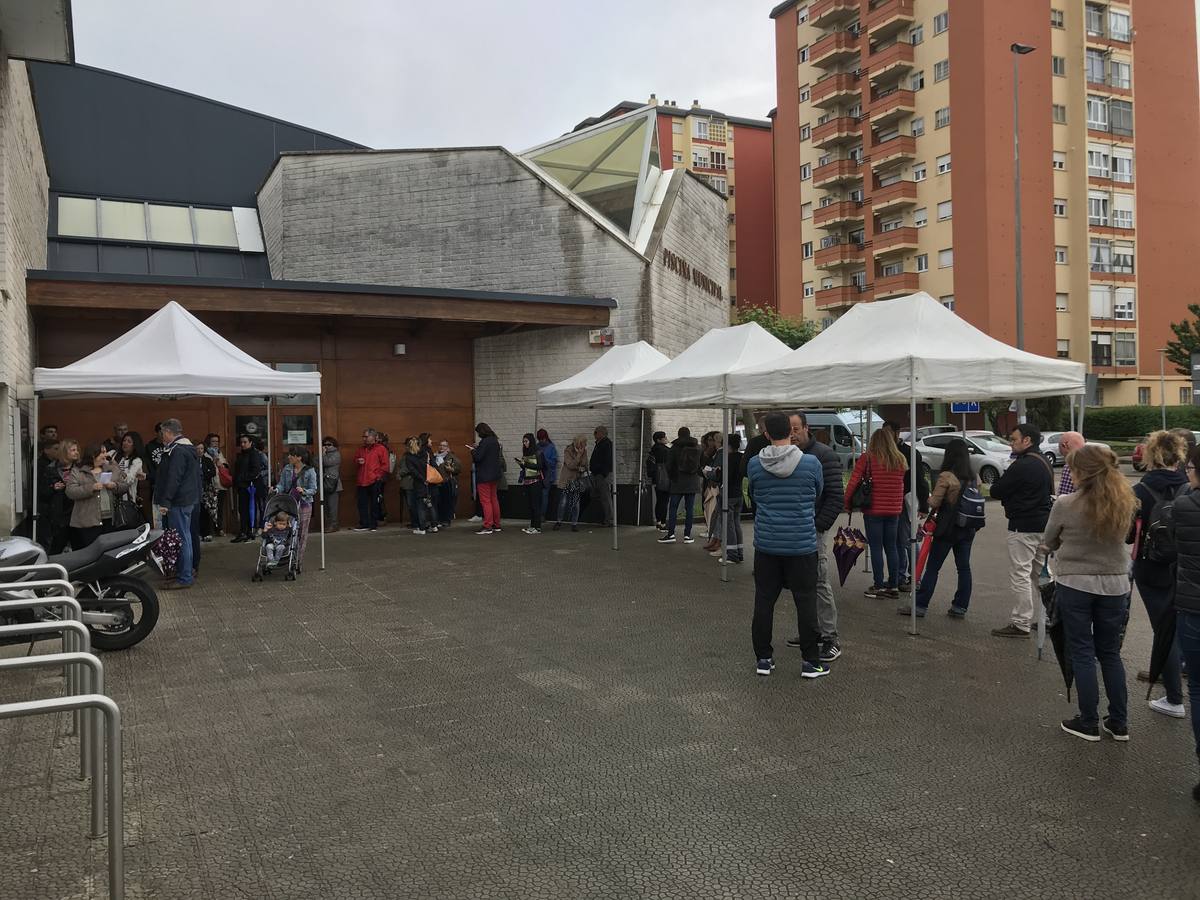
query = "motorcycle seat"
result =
(95, 529, 142, 551)
(49, 542, 106, 572)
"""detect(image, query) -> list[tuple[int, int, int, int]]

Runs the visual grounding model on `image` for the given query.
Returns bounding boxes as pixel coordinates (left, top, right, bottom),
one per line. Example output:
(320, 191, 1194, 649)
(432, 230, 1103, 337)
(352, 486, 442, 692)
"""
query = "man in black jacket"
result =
(1168, 454, 1200, 802)
(989, 423, 1053, 637)
(153, 418, 200, 590)
(647, 431, 671, 529)
(590, 425, 614, 527)
(787, 412, 845, 662)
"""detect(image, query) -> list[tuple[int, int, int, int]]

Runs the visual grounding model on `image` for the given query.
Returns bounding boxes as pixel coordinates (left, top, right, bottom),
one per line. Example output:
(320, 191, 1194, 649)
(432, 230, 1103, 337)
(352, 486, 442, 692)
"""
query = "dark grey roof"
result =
(26, 269, 618, 309)
(28, 62, 365, 208)
(769, 0, 800, 19)
(573, 101, 772, 133)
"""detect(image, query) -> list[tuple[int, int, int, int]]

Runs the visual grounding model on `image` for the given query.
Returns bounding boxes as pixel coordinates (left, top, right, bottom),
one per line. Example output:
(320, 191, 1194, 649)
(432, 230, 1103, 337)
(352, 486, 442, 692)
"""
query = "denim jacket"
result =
(276, 464, 318, 506)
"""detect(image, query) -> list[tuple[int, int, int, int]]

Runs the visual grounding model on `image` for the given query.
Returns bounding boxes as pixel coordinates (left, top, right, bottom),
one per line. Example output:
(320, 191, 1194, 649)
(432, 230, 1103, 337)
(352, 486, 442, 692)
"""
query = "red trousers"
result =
(478, 480, 500, 529)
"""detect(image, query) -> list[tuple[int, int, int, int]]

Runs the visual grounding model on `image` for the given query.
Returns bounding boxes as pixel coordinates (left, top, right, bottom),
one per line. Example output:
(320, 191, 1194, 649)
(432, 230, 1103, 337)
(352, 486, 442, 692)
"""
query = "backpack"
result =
(1140, 483, 1185, 563)
(956, 483, 986, 531)
(677, 443, 701, 476)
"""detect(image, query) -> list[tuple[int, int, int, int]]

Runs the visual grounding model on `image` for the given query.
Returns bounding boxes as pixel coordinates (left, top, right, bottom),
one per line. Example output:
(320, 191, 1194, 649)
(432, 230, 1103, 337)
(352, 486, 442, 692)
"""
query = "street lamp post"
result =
(1012, 42, 1035, 424)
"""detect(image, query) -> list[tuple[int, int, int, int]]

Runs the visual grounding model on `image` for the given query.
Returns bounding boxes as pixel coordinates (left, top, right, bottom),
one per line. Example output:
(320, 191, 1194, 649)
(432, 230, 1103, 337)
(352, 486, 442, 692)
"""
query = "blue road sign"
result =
(950, 401, 980, 414)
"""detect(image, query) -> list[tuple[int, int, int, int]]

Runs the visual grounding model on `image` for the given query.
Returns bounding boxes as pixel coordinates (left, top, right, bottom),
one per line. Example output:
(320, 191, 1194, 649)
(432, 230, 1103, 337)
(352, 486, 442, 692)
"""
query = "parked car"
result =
(915, 432, 1013, 485)
(898, 424, 958, 442)
(1040, 432, 1112, 467)
(796, 409, 886, 471)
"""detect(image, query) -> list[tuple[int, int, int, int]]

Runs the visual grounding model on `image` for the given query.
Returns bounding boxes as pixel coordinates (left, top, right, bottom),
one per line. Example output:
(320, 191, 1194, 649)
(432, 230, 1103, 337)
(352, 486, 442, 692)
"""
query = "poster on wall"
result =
(282, 416, 314, 447)
(235, 416, 268, 443)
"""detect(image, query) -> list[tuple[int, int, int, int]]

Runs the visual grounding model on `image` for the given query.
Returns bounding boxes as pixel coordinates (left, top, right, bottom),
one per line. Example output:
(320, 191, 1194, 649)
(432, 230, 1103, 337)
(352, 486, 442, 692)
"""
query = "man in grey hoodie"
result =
(746, 412, 827, 678)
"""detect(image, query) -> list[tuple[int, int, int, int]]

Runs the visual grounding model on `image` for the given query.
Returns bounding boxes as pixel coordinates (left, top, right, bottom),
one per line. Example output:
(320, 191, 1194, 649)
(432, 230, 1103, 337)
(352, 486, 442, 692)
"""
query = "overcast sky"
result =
(72, 0, 778, 150)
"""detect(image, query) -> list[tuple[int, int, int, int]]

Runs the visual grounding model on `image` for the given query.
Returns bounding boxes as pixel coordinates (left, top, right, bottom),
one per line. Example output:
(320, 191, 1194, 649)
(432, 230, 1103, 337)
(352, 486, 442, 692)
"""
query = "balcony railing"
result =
(866, 0, 915, 39)
(811, 0, 859, 28)
(867, 40, 915, 81)
(815, 283, 868, 309)
(812, 157, 864, 187)
(815, 240, 868, 269)
(870, 88, 915, 125)
(811, 72, 862, 109)
(813, 199, 867, 228)
(871, 226, 918, 255)
(873, 270, 920, 298)
(812, 115, 864, 148)
(871, 179, 918, 210)
(869, 134, 917, 168)
(811, 29, 861, 67)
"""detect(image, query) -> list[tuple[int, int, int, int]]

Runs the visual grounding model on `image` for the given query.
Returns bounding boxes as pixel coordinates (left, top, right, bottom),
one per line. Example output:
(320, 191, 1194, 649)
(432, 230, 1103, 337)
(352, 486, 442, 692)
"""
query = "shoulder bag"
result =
(849, 458, 873, 511)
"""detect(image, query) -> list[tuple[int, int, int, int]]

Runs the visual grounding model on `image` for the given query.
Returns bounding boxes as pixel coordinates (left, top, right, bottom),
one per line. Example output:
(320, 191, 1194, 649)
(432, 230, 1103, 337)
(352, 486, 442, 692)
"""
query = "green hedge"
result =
(1081, 405, 1200, 441)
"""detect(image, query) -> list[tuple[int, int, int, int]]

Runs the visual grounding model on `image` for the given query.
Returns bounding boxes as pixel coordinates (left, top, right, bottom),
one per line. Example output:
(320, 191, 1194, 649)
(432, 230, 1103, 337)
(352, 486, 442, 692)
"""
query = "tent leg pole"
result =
(317, 397, 326, 571)
(30, 395, 39, 545)
(1078, 399, 1086, 436)
(266, 398, 273, 480)
(720, 409, 730, 584)
(863, 406, 872, 574)
(636, 410, 644, 528)
(612, 406, 618, 551)
(909, 396, 919, 637)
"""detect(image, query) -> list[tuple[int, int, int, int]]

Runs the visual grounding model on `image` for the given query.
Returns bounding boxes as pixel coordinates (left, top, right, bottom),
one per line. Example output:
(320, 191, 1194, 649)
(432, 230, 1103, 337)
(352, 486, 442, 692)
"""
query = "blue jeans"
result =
(1135, 576, 1183, 705)
(166, 505, 194, 586)
(864, 514, 900, 588)
(667, 493, 695, 537)
(915, 534, 974, 611)
(1176, 610, 1200, 761)
(1057, 584, 1129, 728)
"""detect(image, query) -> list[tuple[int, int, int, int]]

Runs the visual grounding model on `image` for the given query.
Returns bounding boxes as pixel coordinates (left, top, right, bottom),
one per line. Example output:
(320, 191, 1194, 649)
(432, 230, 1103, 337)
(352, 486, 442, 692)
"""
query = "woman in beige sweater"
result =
(1040, 444, 1137, 743)
(553, 436, 588, 531)
(65, 443, 127, 548)
(908, 438, 975, 618)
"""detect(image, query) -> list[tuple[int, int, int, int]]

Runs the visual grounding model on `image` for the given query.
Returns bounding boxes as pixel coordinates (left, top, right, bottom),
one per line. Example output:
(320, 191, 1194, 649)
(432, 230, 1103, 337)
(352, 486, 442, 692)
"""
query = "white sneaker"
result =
(412, 529, 425, 535)
(468, 515, 483, 523)
(1149, 696, 1187, 719)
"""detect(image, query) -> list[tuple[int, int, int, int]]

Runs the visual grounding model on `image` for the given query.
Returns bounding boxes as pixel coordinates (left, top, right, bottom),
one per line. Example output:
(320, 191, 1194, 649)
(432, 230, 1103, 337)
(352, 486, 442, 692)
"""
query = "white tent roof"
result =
(612, 322, 792, 408)
(725, 292, 1085, 406)
(33, 301, 322, 398)
(537, 341, 671, 408)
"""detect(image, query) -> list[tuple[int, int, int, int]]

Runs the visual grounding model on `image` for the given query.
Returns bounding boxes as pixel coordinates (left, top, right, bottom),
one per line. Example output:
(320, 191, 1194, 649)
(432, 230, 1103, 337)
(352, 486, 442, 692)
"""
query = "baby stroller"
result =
(252, 494, 300, 582)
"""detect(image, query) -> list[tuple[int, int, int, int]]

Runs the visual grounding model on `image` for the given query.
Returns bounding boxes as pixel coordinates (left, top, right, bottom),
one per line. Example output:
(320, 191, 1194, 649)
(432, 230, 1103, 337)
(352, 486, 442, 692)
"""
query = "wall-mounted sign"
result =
(662, 248, 724, 301)
(1192, 351, 1200, 406)
(589, 328, 615, 347)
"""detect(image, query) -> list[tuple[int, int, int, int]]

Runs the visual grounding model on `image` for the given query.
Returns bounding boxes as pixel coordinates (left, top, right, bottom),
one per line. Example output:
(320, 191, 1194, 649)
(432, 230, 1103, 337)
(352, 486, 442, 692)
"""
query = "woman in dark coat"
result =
(470, 423, 502, 534)
(1168, 445, 1200, 803)
(403, 435, 434, 534)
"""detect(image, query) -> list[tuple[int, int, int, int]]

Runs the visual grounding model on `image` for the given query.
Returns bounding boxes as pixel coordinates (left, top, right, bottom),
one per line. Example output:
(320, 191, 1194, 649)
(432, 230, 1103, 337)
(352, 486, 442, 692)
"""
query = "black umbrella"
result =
(1041, 578, 1073, 701)
(1145, 599, 1179, 700)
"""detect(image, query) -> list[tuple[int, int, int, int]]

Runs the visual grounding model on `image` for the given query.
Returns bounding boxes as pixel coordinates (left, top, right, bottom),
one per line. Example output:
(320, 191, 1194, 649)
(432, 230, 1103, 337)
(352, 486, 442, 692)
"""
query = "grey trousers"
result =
(324, 490, 339, 527)
(815, 529, 838, 641)
(593, 473, 614, 526)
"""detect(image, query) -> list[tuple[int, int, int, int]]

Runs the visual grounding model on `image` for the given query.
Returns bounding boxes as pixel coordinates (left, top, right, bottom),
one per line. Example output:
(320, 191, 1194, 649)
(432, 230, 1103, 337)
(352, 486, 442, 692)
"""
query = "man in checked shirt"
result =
(1056, 432, 1086, 496)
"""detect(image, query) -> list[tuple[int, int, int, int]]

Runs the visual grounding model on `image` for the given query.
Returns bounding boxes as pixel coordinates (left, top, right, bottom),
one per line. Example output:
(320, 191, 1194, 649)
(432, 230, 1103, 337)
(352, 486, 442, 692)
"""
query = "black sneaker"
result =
(683, 535, 695, 544)
(898, 580, 913, 593)
(1060, 716, 1101, 742)
(819, 641, 841, 663)
(863, 585, 887, 599)
(991, 624, 1031, 638)
(801, 661, 830, 679)
(756, 658, 774, 676)
(1102, 717, 1130, 742)
(657, 533, 676, 544)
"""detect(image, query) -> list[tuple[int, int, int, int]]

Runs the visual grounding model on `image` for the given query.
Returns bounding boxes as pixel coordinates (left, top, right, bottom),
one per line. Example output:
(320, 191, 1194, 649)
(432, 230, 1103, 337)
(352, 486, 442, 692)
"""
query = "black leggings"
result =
(525, 482, 543, 529)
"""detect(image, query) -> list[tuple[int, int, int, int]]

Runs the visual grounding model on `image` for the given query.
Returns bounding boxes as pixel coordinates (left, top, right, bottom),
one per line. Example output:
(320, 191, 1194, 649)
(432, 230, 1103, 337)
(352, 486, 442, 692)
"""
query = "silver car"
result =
(915, 432, 1013, 485)
(1039, 432, 1112, 467)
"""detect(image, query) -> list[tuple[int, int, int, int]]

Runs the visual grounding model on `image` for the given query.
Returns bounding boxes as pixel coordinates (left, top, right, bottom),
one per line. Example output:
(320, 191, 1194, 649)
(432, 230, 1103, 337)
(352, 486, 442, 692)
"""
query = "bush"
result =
(1081, 405, 1200, 441)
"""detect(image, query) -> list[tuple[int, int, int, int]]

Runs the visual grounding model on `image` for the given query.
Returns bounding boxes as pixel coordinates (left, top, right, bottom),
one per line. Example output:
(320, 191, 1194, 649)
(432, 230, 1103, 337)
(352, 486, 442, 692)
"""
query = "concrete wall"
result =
(0, 59, 49, 531)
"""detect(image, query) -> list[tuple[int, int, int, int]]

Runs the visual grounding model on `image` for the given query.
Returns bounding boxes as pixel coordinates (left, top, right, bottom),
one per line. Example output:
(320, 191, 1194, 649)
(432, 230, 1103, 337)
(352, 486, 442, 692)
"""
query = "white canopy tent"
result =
(32, 301, 329, 569)
(536, 341, 671, 549)
(726, 292, 1086, 634)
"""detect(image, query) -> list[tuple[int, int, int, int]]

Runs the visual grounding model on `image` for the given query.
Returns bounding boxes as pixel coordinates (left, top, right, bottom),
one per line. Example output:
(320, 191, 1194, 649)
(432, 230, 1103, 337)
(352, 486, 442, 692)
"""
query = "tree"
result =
(734, 304, 819, 350)
(1165, 303, 1200, 376)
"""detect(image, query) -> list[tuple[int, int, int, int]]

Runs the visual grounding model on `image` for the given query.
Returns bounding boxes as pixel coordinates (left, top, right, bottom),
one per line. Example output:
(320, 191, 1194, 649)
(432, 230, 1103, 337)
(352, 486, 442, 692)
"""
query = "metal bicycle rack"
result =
(0, 582, 84, 734)
(0, 694, 123, 900)
(0, 565, 80, 729)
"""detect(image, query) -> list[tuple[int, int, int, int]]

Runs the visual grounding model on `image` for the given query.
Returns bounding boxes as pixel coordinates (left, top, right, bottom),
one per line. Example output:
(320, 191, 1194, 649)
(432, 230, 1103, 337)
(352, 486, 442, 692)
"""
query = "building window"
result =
(935, 107, 951, 129)
(1114, 287, 1135, 319)
(910, 117, 925, 137)
(933, 11, 948, 34)
(910, 71, 925, 91)
(1110, 60, 1131, 90)
(672, 120, 683, 134)
(1055, 245, 1068, 264)
(1056, 292, 1069, 311)
(1052, 104, 1067, 124)
(803, 241, 813, 259)
(728, 213, 736, 224)
(1090, 239, 1112, 273)
(1053, 198, 1067, 217)
(58, 196, 242, 248)
(914, 207, 928, 227)
(1051, 8, 1064, 28)
(916, 253, 929, 272)
(710, 150, 727, 170)
(710, 176, 728, 195)
(1112, 243, 1135, 274)
(1057, 339, 1070, 358)
(937, 199, 952, 220)
(1109, 9, 1132, 42)
(910, 24, 924, 45)
(729, 239, 737, 252)
(672, 151, 683, 163)
(936, 153, 951, 174)
(730, 267, 737, 280)
(880, 215, 904, 231)
(797, 4, 808, 24)
(821, 316, 835, 330)
(729, 186, 735, 197)
(881, 261, 903, 277)
(1112, 154, 1133, 183)
(800, 85, 811, 103)
(801, 202, 812, 219)
(1087, 148, 1110, 178)
(692, 150, 708, 168)
(1112, 204, 1133, 229)
(1053, 151, 1067, 170)
(1087, 193, 1108, 225)
(803, 281, 814, 298)
(822, 277, 835, 289)
(941, 294, 955, 310)
(800, 163, 811, 180)
(913, 162, 927, 181)
(1183, 387, 1193, 405)
(799, 45, 809, 63)
(934, 59, 950, 82)
(800, 124, 811, 141)
(1086, 49, 1106, 84)
(1086, 4, 1104, 35)
(1052, 56, 1067, 77)
(694, 120, 709, 139)
(1087, 95, 1108, 130)
(938, 248, 953, 268)
(1115, 333, 1137, 366)
(1092, 332, 1113, 366)
(1110, 100, 1133, 136)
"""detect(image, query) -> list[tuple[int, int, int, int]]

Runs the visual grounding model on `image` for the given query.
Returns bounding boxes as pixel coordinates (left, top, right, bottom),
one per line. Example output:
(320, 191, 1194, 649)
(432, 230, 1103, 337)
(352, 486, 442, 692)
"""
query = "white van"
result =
(798, 409, 885, 471)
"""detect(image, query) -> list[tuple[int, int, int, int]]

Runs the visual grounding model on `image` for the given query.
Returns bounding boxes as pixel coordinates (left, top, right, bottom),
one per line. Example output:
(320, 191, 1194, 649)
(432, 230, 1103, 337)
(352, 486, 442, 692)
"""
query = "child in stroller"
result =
(252, 494, 300, 581)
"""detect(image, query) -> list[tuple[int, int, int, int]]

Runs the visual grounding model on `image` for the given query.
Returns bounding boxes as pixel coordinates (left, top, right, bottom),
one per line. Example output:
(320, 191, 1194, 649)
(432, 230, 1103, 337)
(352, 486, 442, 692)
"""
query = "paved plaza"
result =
(2, 508, 1199, 899)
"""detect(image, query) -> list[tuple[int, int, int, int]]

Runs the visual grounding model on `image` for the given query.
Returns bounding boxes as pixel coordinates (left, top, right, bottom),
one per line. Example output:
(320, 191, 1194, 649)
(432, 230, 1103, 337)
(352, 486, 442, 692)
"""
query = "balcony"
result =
(813, 199, 867, 228)
(813, 157, 864, 188)
(811, 0, 859, 28)
(869, 134, 917, 169)
(811, 72, 862, 109)
(867, 40, 915, 83)
(870, 88, 915, 126)
(816, 283, 868, 310)
(811, 30, 861, 68)
(812, 115, 863, 149)
(873, 270, 921, 299)
(866, 0, 915, 40)
(815, 240, 868, 269)
(871, 179, 918, 212)
(871, 226, 919, 256)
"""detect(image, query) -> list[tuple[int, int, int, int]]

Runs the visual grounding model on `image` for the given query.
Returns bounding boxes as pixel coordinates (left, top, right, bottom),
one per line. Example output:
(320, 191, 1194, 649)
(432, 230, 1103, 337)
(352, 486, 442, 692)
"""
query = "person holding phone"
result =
(64, 443, 126, 547)
(469, 423, 502, 534)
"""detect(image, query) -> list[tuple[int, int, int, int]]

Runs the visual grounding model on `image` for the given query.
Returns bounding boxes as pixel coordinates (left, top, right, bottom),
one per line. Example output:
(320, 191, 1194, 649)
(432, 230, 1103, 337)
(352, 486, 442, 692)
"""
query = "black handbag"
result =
(112, 497, 145, 529)
(849, 458, 873, 510)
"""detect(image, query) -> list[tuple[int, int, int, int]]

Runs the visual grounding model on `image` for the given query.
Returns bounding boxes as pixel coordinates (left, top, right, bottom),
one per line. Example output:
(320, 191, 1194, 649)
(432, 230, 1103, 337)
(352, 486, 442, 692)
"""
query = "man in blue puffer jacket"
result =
(746, 412, 826, 678)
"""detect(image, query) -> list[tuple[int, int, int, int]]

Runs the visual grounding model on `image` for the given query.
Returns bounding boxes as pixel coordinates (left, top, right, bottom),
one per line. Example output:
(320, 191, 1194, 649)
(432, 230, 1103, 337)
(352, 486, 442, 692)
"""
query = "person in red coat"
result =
(844, 427, 908, 599)
(353, 428, 391, 532)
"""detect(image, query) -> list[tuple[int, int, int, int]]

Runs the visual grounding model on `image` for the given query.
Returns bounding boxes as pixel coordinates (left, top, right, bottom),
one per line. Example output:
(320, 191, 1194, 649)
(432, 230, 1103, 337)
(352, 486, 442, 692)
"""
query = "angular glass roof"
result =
(522, 106, 662, 241)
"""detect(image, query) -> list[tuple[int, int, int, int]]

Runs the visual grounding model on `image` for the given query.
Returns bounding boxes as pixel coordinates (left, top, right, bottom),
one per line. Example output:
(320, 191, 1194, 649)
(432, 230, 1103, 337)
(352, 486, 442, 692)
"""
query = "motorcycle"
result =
(0, 524, 163, 651)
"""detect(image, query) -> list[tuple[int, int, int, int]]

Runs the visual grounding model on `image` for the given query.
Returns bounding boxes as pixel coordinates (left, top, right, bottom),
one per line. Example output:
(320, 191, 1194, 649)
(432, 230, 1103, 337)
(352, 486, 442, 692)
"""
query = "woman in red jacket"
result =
(844, 427, 908, 599)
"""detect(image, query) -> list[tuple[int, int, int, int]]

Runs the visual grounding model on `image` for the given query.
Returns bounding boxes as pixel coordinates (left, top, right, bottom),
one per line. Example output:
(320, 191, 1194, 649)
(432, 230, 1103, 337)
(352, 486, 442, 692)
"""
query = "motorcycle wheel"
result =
(78, 575, 161, 651)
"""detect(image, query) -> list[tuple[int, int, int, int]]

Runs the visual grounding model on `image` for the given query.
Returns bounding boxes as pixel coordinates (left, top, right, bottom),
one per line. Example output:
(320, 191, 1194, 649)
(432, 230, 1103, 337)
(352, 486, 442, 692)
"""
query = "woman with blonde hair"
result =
(1040, 444, 1137, 742)
(554, 435, 588, 532)
(844, 426, 908, 599)
(1133, 430, 1189, 719)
